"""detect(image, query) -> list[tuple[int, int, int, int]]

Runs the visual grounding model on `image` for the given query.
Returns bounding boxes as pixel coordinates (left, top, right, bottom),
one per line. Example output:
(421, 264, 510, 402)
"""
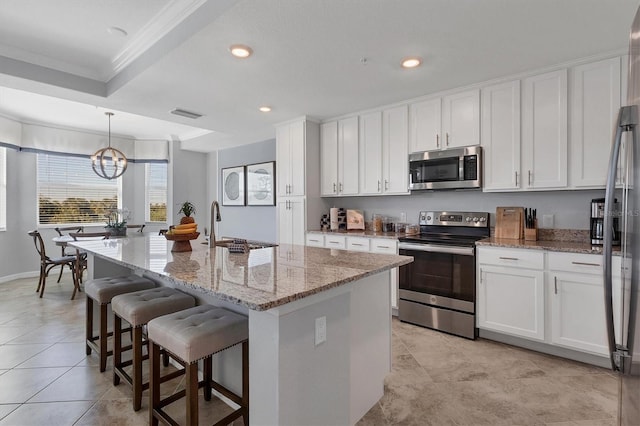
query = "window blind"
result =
(0, 148, 6, 229)
(37, 153, 120, 225)
(146, 163, 167, 222)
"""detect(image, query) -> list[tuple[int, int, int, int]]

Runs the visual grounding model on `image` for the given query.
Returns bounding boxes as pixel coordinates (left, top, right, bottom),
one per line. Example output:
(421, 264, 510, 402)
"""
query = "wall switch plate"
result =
(315, 316, 326, 346)
(542, 214, 554, 228)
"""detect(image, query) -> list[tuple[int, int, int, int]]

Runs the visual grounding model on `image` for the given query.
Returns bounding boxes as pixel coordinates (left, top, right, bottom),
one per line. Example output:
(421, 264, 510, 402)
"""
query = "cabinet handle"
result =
(554, 276, 558, 294)
(436, 134, 439, 148)
(528, 170, 532, 186)
(352, 243, 364, 246)
(377, 245, 390, 249)
(329, 241, 339, 245)
(378, 180, 381, 191)
(289, 184, 293, 194)
(333, 183, 337, 193)
(339, 182, 343, 193)
(571, 261, 601, 267)
(515, 171, 518, 187)
(499, 256, 519, 260)
(446, 132, 449, 146)
(385, 180, 389, 190)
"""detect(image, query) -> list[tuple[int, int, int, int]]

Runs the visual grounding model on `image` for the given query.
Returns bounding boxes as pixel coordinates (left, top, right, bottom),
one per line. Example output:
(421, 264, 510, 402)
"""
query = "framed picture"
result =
(221, 166, 245, 206)
(246, 161, 275, 206)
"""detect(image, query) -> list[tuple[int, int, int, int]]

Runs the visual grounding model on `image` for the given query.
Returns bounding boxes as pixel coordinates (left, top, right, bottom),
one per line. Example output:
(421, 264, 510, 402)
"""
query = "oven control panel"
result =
(419, 211, 489, 227)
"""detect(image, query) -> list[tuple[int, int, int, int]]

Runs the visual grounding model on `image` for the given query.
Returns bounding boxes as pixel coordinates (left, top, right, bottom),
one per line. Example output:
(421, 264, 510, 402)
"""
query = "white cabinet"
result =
(382, 105, 409, 194)
(570, 57, 621, 188)
(481, 80, 521, 191)
(346, 236, 370, 252)
(278, 198, 305, 246)
(320, 117, 359, 196)
(522, 69, 568, 189)
(371, 239, 399, 311)
(305, 234, 324, 247)
(359, 111, 383, 195)
(324, 235, 346, 250)
(409, 89, 480, 153)
(478, 264, 545, 341)
(276, 120, 306, 197)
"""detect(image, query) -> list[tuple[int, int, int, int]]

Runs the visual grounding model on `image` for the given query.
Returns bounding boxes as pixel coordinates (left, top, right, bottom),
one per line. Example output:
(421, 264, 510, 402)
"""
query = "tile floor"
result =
(0, 275, 618, 425)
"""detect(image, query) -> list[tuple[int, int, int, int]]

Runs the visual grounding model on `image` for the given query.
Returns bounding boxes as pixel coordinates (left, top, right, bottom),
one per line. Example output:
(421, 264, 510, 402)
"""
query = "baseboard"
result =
(0, 271, 39, 284)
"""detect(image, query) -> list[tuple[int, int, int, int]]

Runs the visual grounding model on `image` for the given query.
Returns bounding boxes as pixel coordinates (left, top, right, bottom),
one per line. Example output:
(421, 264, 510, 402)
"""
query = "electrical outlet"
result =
(315, 316, 326, 346)
(542, 214, 554, 228)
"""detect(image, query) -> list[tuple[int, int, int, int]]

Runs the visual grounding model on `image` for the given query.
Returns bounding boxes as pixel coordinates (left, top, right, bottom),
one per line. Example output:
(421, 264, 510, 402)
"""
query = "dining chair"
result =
(126, 224, 145, 233)
(69, 232, 110, 283)
(54, 226, 84, 283)
(28, 230, 80, 299)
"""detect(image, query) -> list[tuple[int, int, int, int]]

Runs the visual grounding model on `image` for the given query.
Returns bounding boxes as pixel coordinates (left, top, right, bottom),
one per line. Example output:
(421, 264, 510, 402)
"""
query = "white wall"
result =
(171, 141, 208, 227)
(216, 139, 277, 243)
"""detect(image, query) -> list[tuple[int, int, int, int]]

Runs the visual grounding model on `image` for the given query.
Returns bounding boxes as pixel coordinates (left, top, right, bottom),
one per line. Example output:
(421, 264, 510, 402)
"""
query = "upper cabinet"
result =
(522, 69, 568, 189)
(320, 117, 359, 196)
(481, 80, 521, 191)
(382, 105, 409, 194)
(277, 120, 307, 197)
(409, 89, 480, 153)
(359, 111, 383, 195)
(569, 57, 621, 188)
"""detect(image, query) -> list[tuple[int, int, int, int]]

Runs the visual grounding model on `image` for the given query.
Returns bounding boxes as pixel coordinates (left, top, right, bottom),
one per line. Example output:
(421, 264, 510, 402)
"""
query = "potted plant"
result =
(105, 207, 130, 236)
(178, 201, 196, 224)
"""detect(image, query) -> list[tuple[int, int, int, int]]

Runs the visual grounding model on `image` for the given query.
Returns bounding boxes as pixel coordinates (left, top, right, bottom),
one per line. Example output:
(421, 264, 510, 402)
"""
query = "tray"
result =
(165, 232, 200, 252)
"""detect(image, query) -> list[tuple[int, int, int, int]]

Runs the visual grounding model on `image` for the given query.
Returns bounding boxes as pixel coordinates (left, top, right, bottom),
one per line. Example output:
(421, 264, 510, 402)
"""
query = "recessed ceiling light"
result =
(107, 27, 128, 37)
(229, 44, 253, 58)
(259, 106, 272, 112)
(401, 57, 422, 69)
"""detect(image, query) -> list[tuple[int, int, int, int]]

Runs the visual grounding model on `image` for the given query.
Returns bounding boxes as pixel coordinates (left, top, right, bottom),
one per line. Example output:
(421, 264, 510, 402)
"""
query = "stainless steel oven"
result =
(409, 145, 482, 191)
(398, 211, 490, 339)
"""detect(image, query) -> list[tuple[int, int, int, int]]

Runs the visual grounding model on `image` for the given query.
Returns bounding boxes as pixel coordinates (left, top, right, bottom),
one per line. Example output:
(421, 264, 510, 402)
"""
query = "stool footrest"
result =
(210, 380, 243, 406)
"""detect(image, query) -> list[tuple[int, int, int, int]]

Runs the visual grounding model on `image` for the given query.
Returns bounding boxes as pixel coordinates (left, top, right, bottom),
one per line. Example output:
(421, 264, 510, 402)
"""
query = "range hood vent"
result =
(170, 108, 203, 119)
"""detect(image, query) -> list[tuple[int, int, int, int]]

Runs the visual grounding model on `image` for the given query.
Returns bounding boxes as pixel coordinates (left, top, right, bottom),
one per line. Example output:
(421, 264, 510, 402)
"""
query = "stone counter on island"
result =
(72, 235, 412, 426)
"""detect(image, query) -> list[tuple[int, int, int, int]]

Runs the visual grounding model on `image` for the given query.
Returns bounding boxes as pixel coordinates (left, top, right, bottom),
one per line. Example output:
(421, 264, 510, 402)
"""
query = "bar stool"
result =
(111, 287, 196, 411)
(147, 305, 249, 426)
(85, 276, 156, 372)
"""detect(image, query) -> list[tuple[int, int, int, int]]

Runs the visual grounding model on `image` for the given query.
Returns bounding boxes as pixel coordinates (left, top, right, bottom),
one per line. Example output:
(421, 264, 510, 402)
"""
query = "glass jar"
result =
(372, 214, 383, 232)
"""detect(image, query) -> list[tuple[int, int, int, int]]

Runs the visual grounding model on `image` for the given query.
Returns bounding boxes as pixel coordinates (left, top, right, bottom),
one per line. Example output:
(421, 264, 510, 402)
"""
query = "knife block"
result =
(524, 220, 538, 241)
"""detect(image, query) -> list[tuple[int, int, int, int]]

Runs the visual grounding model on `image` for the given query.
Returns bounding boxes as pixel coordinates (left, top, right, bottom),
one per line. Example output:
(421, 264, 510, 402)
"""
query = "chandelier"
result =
(91, 112, 128, 180)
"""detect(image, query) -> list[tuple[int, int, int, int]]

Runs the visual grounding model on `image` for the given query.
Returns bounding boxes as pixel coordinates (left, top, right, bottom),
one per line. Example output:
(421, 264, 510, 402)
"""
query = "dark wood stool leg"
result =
(86, 297, 93, 355)
(186, 362, 199, 426)
(99, 304, 108, 372)
(133, 326, 143, 411)
(243, 340, 249, 426)
(150, 342, 160, 426)
(113, 314, 122, 386)
(204, 356, 212, 401)
(162, 351, 169, 367)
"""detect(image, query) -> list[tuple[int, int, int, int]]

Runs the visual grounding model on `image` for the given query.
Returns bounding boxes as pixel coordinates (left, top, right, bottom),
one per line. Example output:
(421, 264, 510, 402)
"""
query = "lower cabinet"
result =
(477, 265, 545, 341)
(277, 198, 305, 246)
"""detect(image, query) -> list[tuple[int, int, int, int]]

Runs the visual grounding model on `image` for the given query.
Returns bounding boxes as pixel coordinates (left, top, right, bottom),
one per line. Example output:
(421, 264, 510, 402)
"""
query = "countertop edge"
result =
(476, 238, 621, 256)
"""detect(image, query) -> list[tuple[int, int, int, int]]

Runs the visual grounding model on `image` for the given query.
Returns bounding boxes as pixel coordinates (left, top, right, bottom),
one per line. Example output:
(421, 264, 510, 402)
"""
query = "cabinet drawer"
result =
(306, 234, 325, 247)
(325, 235, 346, 249)
(548, 252, 602, 275)
(371, 240, 398, 254)
(478, 247, 544, 270)
(347, 237, 370, 252)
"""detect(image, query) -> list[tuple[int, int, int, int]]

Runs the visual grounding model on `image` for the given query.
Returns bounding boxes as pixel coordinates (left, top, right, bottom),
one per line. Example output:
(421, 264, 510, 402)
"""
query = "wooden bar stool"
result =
(147, 305, 249, 426)
(85, 276, 156, 372)
(111, 287, 196, 411)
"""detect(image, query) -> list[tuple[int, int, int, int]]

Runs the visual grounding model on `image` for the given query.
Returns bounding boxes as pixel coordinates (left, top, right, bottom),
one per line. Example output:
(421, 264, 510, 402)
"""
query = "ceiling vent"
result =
(170, 108, 203, 119)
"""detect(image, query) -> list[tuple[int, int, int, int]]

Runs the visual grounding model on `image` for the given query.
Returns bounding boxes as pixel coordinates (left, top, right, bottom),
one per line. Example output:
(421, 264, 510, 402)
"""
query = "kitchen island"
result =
(72, 235, 412, 426)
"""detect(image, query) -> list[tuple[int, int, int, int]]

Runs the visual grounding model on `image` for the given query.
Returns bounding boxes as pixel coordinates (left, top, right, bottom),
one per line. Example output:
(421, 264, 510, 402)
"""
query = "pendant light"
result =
(91, 112, 128, 180)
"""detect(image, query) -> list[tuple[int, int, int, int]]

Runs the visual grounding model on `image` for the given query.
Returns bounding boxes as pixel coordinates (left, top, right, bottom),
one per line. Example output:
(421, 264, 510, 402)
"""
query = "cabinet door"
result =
(382, 105, 409, 194)
(550, 272, 608, 355)
(276, 125, 290, 197)
(522, 69, 568, 189)
(321, 121, 339, 196)
(481, 81, 521, 191)
(277, 199, 291, 244)
(338, 117, 359, 195)
(306, 233, 324, 247)
(359, 111, 383, 195)
(570, 58, 621, 188)
(288, 120, 305, 197)
(477, 265, 545, 341)
(442, 89, 480, 148)
(409, 98, 441, 152)
(289, 198, 306, 246)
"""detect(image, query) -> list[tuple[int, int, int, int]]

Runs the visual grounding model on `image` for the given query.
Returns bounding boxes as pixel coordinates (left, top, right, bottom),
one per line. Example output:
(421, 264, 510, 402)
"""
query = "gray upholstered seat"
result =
(85, 276, 155, 305)
(148, 305, 248, 364)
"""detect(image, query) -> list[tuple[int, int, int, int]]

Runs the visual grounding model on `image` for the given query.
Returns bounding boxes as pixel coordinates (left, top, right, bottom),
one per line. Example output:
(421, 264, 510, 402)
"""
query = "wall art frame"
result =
(221, 165, 246, 206)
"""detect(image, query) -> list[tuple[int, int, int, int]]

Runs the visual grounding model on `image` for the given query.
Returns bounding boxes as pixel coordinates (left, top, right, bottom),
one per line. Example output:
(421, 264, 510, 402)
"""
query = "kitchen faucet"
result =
(209, 201, 222, 248)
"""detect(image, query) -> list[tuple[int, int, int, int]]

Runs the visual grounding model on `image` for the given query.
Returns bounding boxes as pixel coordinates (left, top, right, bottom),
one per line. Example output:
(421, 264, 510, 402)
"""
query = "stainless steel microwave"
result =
(408, 145, 482, 191)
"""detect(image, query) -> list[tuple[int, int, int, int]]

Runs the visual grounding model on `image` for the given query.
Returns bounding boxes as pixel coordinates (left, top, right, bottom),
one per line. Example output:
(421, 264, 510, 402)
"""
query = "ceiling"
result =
(0, 0, 638, 151)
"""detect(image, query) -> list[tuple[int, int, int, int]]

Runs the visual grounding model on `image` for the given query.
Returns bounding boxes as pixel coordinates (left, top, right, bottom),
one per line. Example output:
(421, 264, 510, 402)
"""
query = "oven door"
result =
(398, 242, 476, 308)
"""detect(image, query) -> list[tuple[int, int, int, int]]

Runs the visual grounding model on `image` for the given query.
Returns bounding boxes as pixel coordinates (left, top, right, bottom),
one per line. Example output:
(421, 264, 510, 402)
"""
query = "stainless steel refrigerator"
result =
(604, 5, 640, 424)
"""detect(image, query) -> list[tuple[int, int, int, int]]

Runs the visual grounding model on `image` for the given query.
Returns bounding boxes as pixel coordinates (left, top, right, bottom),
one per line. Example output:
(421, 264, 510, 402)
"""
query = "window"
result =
(37, 154, 120, 225)
(146, 163, 167, 222)
(0, 148, 6, 230)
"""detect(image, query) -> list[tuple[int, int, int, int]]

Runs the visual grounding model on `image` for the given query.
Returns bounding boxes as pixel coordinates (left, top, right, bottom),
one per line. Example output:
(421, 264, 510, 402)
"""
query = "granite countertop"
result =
(307, 229, 405, 240)
(71, 235, 412, 311)
(476, 237, 622, 256)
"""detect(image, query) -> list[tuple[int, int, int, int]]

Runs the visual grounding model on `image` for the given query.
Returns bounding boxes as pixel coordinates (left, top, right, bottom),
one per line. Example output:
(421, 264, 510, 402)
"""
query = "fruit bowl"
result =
(164, 232, 200, 252)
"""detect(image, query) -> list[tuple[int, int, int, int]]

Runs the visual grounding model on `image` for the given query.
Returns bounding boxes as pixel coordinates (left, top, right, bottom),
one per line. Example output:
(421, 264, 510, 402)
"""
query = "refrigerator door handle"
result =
(604, 105, 638, 371)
